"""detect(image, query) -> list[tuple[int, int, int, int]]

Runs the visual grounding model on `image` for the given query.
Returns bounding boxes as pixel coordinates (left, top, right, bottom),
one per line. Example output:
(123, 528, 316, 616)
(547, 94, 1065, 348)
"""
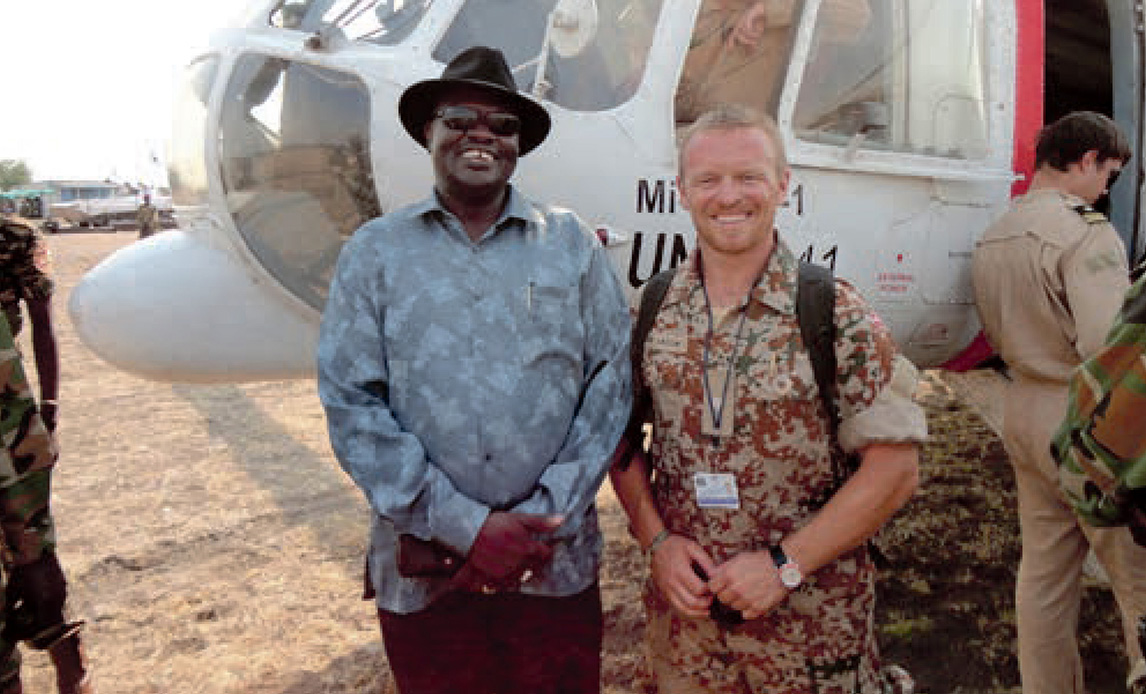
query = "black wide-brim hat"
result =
(399, 46, 552, 156)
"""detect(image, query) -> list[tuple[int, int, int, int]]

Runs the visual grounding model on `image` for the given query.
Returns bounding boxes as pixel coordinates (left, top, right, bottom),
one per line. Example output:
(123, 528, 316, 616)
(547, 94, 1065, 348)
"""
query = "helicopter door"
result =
(1045, 0, 1144, 263)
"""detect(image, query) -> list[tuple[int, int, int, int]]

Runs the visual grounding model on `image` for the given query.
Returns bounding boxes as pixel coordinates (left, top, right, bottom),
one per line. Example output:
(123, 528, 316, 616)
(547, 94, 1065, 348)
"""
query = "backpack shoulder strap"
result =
(633, 268, 676, 371)
(796, 261, 840, 437)
(617, 268, 676, 470)
(796, 263, 884, 561)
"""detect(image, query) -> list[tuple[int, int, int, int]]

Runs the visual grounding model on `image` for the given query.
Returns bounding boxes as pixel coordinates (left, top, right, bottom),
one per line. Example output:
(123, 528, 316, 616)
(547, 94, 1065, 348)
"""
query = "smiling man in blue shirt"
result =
(317, 47, 631, 694)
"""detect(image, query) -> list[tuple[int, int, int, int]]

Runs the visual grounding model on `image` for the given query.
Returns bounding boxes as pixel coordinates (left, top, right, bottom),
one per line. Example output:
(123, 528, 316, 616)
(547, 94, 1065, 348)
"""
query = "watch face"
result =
(779, 564, 802, 589)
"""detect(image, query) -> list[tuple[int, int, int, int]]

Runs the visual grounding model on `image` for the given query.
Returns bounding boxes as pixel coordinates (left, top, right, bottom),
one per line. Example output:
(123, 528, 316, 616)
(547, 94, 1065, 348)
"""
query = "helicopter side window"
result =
(792, 0, 989, 160)
(677, 0, 798, 122)
(435, 0, 662, 112)
(219, 55, 381, 310)
(674, 0, 871, 123)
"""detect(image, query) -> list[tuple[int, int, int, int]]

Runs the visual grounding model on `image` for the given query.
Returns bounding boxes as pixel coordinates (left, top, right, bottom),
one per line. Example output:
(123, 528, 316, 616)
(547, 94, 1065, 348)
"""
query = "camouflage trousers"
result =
(644, 584, 883, 694)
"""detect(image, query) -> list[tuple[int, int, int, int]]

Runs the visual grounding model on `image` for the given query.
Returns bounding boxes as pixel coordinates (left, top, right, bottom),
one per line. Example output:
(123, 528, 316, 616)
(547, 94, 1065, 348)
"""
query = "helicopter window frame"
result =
(269, 0, 435, 45)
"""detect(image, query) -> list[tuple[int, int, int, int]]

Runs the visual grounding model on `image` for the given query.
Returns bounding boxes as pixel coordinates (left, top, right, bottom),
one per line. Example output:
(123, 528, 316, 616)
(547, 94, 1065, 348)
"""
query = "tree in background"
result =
(0, 160, 32, 191)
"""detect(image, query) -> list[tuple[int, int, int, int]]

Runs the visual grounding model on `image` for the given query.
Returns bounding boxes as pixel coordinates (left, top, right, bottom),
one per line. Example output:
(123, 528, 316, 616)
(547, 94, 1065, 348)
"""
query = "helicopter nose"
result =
(69, 230, 318, 382)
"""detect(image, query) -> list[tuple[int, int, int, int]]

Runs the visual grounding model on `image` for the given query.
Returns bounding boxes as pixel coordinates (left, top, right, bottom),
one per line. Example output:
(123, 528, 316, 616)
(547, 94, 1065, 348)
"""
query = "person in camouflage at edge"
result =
(609, 105, 926, 693)
(0, 315, 91, 694)
(0, 213, 59, 434)
(1053, 262, 1146, 694)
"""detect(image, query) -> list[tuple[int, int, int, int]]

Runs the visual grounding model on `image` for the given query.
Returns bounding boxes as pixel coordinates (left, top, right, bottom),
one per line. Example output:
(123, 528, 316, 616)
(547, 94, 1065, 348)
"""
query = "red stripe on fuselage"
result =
(1012, 0, 1044, 196)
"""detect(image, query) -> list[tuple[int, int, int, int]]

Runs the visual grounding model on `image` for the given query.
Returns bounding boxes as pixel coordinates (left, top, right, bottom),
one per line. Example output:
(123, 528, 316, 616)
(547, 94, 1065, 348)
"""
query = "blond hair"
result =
(678, 104, 788, 178)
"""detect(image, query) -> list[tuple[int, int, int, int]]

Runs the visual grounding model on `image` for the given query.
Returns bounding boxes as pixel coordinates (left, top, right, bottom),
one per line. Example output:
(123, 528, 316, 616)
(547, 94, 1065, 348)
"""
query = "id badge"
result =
(694, 472, 740, 510)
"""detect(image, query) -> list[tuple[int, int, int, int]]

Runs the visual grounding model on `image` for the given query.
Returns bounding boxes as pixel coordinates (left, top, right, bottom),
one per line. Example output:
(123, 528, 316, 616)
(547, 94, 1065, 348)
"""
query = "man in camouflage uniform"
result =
(135, 196, 159, 240)
(972, 111, 1146, 694)
(0, 315, 90, 694)
(1053, 261, 1146, 693)
(609, 105, 926, 693)
(0, 214, 58, 433)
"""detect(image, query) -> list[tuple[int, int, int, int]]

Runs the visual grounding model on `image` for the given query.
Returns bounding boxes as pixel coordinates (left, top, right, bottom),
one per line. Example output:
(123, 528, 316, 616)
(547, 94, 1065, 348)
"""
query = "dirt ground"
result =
(15, 230, 1129, 694)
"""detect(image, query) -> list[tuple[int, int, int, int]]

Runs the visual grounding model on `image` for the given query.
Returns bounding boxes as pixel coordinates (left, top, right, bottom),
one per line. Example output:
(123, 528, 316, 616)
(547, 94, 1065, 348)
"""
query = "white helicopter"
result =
(69, 0, 1145, 382)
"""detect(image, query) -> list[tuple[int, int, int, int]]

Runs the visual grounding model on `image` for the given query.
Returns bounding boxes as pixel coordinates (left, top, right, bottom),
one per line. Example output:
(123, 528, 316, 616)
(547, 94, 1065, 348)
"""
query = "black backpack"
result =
(623, 262, 857, 501)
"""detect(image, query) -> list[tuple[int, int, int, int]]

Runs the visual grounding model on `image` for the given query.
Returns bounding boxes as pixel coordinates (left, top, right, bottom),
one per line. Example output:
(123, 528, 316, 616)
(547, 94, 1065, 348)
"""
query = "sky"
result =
(0, 0, 246, 185)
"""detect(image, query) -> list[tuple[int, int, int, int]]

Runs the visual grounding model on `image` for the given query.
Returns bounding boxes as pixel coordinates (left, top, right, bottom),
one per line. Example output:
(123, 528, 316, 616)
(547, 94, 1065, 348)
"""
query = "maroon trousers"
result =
(378, 584, 602, 694)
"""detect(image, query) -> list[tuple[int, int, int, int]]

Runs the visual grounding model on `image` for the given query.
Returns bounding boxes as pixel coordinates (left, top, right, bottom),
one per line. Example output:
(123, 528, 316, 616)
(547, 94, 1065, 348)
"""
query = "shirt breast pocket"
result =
(645, 334, 688, 391)
(518, 282, 581, 366)
(744, 348, 820, 407)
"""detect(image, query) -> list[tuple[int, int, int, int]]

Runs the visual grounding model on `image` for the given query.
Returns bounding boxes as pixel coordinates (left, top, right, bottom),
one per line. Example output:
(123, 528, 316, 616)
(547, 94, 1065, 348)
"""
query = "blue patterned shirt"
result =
(317, 186, 632, 613)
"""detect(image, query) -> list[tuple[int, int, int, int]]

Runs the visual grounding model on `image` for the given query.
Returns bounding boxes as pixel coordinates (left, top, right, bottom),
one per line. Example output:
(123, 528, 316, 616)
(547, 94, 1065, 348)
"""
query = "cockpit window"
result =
(434, 0, 663, 112)
(271, 0, 433, 45)
(792, 0, 989, 160)
(219, 54, 381, 310)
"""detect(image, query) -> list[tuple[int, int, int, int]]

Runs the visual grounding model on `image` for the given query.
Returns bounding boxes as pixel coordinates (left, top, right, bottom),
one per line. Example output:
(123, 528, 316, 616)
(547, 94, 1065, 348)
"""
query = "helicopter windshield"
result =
(435, 0, 663, 111)
(271, 0, 662, 111)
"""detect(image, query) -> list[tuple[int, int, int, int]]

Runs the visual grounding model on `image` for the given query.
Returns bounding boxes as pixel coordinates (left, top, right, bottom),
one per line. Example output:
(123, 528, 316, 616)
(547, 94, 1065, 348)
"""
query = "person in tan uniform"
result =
(675, 0, 871, 123)
(972, 110, 1145, 694)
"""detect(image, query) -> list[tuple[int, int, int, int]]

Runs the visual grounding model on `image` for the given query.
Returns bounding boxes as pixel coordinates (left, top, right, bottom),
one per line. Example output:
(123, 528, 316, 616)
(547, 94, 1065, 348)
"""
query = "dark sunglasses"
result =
(434, 106, 522, 137)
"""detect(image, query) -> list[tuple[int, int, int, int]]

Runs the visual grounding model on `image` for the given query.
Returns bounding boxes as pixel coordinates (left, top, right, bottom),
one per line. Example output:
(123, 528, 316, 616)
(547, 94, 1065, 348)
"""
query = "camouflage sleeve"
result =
(833, 279, 928, 452)
(0, 315, 57, 565)
(1054, 274, 1146, 527)
(7, 222, 54, 301)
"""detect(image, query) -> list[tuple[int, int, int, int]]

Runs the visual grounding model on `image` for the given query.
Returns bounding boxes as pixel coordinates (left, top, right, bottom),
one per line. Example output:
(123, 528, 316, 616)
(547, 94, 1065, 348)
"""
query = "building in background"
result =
(10, 180, 174, 230)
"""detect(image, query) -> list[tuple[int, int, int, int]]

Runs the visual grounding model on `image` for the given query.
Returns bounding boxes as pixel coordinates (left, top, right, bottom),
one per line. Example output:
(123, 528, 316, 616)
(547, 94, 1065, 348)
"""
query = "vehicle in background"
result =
(35, 180, 175, 231)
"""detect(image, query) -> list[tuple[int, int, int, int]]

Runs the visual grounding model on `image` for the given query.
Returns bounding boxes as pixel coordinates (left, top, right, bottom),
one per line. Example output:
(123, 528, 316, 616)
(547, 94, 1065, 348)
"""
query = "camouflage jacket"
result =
(636, 240, 926, 665)
(0, 314, 56, 565)
(136, 203, 159, 228)
(1053, 265, 1146, 528)
(0, 215, 54, 337)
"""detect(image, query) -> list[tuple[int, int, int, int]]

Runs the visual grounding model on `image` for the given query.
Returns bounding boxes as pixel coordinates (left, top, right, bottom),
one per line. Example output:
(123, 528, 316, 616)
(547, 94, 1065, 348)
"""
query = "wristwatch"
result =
(769, 545, 803, 589)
